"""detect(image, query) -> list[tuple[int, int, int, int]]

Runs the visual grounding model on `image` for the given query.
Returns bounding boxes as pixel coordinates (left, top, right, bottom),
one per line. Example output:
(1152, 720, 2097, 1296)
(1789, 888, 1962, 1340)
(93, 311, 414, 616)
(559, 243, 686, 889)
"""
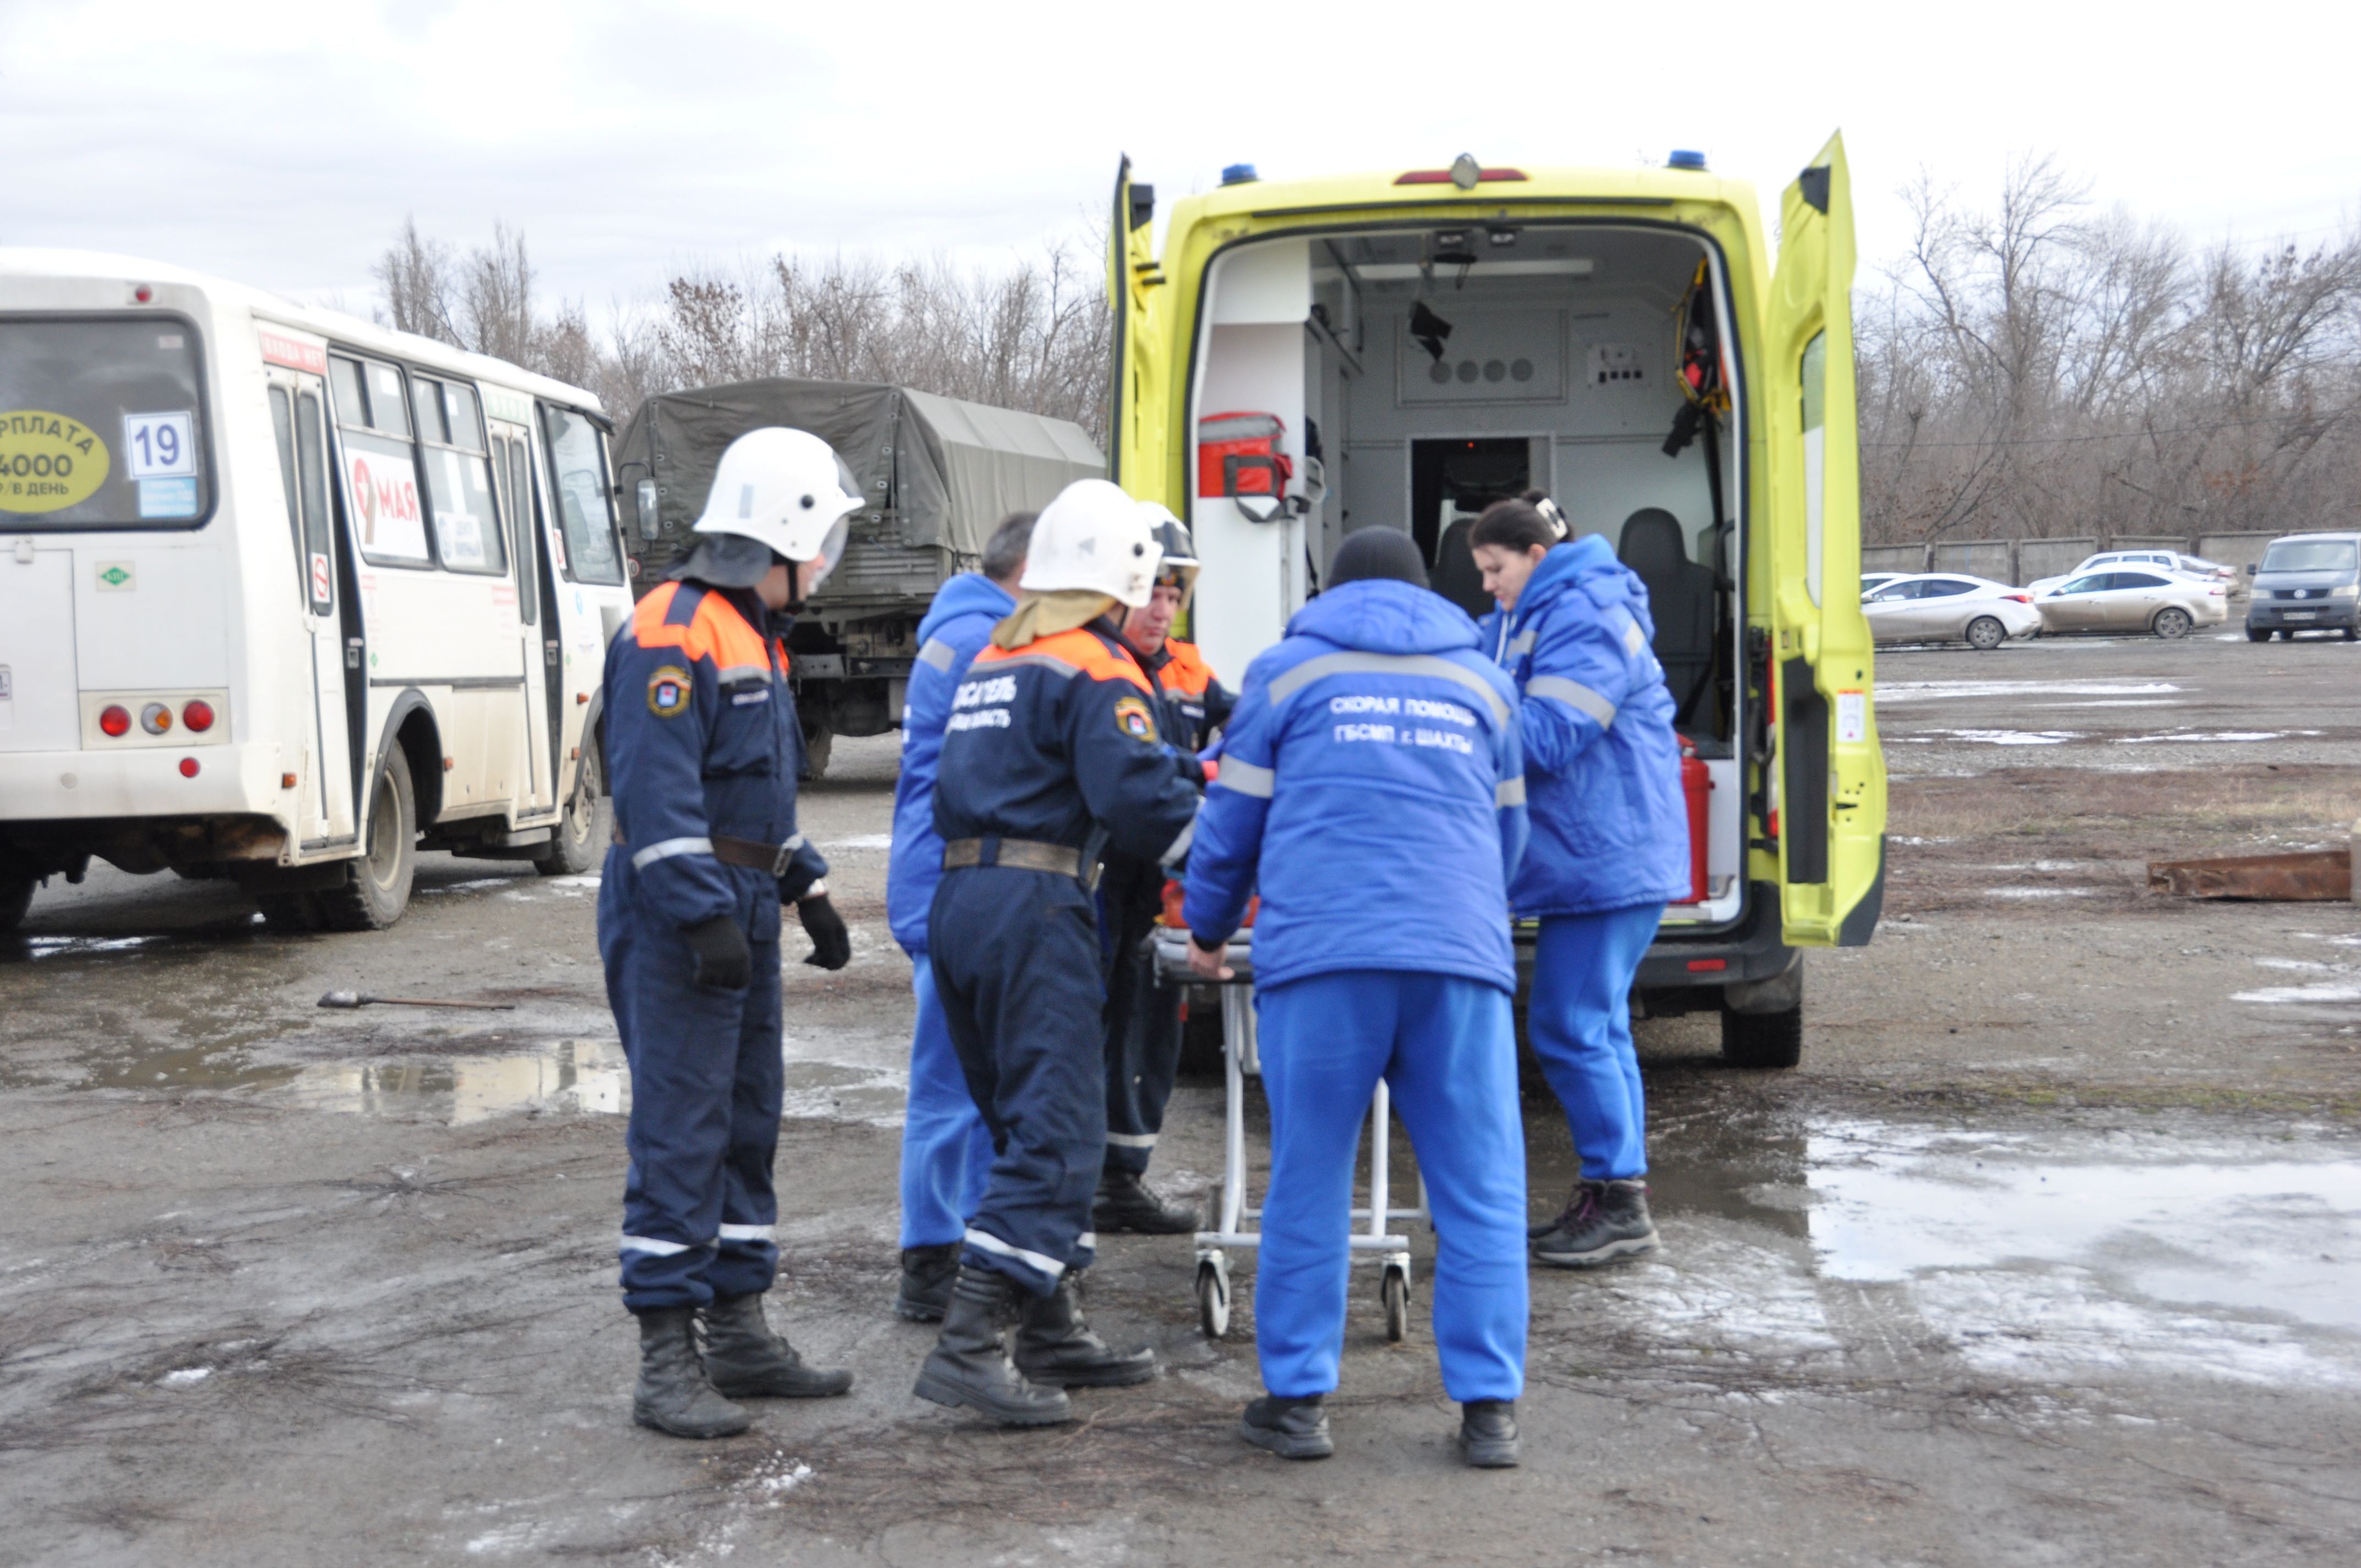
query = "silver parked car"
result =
(2036, 568, 2228, 638)
(2028, 549, 2230, 597)
(1862, 574, 2044, 649)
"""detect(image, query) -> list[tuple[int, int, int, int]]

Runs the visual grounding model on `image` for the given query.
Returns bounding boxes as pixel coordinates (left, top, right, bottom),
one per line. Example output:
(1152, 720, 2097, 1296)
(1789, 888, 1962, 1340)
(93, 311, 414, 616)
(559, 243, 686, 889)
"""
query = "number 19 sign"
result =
(123, 411, 196, 478)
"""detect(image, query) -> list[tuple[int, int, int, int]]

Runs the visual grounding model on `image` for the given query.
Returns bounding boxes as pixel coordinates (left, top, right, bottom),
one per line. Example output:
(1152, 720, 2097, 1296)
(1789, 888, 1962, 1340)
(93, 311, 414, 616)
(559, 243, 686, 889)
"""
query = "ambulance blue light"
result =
(1221, 164, 1259, 186)
(1668, 149, 1707, 171)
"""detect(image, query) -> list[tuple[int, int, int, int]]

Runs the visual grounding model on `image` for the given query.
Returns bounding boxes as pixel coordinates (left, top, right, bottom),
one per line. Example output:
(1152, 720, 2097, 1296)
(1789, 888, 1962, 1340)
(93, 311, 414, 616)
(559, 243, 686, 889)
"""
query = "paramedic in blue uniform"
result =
(1183, 528, 1532, 1469)
(884, 510, 1037, 1320)
(913, 480, 1204, 1428)
(1094, 504, 1234, 1235)
(599, 428, 859, 1440)
(1470, 493, 1690, 1270)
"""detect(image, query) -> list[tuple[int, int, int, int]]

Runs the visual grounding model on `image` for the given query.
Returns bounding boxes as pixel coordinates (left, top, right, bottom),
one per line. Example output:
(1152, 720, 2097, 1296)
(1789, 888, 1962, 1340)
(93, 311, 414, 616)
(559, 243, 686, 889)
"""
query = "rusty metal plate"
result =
(2146, 849, 2353, 901)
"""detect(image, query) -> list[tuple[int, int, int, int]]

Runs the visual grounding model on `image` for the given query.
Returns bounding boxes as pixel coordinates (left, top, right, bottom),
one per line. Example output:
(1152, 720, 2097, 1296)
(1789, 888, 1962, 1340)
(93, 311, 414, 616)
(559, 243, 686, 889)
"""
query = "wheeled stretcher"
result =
(1151, 928, 1430, 1342)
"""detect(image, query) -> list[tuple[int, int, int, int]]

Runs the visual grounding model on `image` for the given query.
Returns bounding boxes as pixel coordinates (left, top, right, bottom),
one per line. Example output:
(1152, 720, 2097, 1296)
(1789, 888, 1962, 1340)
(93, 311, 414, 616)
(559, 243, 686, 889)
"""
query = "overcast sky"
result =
(7, 1, 2356, 318)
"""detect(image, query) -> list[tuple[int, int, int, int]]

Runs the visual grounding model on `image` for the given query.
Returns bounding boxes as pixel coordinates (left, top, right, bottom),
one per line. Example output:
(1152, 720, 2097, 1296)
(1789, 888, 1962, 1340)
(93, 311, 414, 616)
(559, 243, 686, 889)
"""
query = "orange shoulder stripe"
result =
(973, 627, 1153, 693)
(630, 582, 770, 671)
(1160, 639, 1214, 695)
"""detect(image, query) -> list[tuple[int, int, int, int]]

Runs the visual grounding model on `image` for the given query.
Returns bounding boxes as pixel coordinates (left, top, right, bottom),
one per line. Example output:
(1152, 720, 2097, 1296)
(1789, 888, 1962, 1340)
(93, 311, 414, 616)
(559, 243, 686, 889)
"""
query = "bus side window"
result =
(269, 386, 305, 605)
(329, 358, 368, 429)
(416, 375, 505, 576)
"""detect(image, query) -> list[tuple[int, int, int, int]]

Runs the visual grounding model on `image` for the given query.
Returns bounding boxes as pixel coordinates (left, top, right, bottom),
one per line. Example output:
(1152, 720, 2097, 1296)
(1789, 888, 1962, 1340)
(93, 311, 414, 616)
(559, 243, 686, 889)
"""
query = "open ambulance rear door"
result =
(1761, 132, 1885, 946)
(1107, 157, 1168, 495)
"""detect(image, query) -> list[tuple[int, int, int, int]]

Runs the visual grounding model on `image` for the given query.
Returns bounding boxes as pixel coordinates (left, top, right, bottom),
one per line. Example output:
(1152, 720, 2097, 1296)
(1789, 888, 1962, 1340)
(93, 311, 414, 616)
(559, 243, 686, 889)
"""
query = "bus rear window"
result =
(0, 315, 212, 529)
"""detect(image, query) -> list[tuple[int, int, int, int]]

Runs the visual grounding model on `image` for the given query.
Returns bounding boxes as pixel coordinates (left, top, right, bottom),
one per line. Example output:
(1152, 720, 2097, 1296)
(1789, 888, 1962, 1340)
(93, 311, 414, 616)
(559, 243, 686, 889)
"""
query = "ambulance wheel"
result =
(319, 748, 417, 932)
(1195, 1258, 1231, 1340)
(1380, 1267, 1410, 1344)
(535, 747, 606, 876)
(1720, 1004, 1803, 1070)
(0, 874, 33, 934)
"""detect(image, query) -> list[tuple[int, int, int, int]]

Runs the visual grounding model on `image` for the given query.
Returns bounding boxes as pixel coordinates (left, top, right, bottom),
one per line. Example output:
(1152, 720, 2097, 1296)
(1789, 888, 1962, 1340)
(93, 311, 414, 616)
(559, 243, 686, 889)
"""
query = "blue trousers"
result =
(1255, 971, 1527, 1403)
(598, 861, 782, 1314)
(899, 951, 995, 1249)
(1528, 905, 1664, 1182)
(930, 865, 1106, 1297)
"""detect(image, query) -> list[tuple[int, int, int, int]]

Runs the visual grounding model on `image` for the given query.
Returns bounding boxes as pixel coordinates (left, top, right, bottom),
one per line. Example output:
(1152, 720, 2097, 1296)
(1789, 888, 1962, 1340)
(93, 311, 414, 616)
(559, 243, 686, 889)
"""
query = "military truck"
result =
(611, 379, 1103, 772)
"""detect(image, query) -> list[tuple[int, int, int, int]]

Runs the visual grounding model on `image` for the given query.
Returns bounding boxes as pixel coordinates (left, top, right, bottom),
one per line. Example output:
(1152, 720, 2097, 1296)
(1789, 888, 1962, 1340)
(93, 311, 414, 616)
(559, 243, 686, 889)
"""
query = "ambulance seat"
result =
(1617, 508, 1716, 722)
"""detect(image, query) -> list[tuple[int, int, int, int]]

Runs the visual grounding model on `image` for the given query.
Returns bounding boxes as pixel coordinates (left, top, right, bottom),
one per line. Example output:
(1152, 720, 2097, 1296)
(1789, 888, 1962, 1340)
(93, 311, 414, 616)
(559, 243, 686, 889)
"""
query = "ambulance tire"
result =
(319, 748, 417, 932)
(535, 748, 606, 876)
(1720, 1003, 1803, 1070)
(0, 874, 33, 934)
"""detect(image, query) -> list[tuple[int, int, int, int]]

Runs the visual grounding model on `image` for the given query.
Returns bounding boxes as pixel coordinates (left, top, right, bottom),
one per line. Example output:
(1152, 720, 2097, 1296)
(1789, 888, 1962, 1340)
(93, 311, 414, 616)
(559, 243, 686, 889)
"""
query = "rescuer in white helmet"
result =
(909, 478, 1204, 1427)
(599, 426, 861, 1439)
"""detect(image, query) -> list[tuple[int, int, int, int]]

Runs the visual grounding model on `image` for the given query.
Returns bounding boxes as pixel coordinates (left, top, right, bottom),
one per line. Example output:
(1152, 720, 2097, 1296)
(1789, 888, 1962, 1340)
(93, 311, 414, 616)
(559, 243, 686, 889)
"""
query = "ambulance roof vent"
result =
(1668, 149, 1708, 171)
(1221, 164, 1259, 186)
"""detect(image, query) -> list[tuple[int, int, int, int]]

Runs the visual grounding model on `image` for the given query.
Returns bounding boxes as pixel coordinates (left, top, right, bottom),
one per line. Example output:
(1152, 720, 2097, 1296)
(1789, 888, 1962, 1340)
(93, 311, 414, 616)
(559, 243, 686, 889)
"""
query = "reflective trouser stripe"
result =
(964, 1226, 1067, 1281)
(621, 1234, 705, 1256)
(1527, 676, 1617, 728)
(1217, 758, 1275, 798)
(631, 836, 714, 869)
(1075, 1232, 1097, 1251)
(1496, 775, 1527, 807)
(717, 1223, 775, 1242)
(1103, 1131, 1157, 1149)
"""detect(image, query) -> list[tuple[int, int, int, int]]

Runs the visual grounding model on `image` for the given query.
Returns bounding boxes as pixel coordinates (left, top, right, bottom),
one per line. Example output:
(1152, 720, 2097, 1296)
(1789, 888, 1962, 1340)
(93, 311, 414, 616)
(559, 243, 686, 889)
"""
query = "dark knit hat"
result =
(1328, 529, 1430, 589)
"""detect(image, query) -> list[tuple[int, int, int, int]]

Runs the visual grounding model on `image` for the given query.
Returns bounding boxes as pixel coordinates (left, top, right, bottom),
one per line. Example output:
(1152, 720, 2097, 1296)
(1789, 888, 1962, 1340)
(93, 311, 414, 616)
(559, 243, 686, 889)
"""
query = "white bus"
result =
(0, 251, 634, 932)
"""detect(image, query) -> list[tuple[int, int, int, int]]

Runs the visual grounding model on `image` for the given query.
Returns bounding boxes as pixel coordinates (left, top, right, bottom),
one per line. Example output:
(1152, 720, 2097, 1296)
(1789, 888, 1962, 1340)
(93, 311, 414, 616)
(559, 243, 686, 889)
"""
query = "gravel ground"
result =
(2, 633, 2357, 1566)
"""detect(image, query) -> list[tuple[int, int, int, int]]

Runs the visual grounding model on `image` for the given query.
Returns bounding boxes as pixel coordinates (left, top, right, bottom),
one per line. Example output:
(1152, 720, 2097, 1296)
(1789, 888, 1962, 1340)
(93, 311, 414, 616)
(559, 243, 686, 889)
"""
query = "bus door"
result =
(489, 415, 560, 813)
(265, 368, 356, 842)
(535, 401, 633, 803)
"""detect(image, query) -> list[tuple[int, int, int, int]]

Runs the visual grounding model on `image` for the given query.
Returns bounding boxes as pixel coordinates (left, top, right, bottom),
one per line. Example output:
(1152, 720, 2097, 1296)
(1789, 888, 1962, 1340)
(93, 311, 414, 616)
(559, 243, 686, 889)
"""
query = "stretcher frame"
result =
(1153, 929, 1431, 1341)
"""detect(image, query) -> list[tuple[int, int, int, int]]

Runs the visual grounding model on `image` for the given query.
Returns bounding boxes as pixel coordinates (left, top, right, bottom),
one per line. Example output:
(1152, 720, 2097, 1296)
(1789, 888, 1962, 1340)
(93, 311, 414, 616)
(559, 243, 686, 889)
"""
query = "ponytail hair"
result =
(1470, 489, 1570, 553)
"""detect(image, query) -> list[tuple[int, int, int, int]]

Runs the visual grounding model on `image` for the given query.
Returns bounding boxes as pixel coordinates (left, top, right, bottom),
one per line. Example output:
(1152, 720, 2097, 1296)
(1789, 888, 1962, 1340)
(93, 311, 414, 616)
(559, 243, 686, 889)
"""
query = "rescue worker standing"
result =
(1469, 493, 1690, 1269)
(599, 428, 858, 1439)
(1184, 529, 1531, 1468)
(916, 479, 1203, 1427)
(1095, 505, 1234, 1235)
(885, 511, 1036, 1320)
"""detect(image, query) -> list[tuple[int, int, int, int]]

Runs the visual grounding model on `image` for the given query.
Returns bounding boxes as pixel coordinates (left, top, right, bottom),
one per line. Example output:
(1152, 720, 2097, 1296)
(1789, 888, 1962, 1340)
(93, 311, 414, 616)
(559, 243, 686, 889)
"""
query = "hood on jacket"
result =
(1518, 533, 1644, 618)
(1287, 578, 1481, 655)
(917, 571, 1018, 644)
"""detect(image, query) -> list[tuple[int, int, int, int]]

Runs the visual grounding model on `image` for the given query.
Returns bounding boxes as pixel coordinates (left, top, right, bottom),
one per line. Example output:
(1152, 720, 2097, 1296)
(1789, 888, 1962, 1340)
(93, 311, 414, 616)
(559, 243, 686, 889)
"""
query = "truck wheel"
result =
(2246, 625, 2271, 643)
(1965, 616, 2006, 651)
(1721, 1005, 1803, 1070)
(318, 747, 417, 932)
(0, 875, 34, 933)
(2152, 607, 2193, 639)
(535, 747, 606, 876)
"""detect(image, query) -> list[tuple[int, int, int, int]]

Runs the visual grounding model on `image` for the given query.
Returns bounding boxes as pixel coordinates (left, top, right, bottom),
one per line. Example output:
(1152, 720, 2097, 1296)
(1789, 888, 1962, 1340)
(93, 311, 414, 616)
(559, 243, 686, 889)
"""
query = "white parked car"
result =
(2027, 549, 2228, 597)
(2035, 568, 2229, 638)
(1860, 571, 1909, 597)
(1861, 574, 2044, 650)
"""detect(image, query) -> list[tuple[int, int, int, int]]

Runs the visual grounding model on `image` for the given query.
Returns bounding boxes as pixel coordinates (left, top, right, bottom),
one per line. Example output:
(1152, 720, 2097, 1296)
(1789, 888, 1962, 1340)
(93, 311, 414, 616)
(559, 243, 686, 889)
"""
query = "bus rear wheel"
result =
(0, 874, 34, 934)
(535, 748, 606, 876)
(318, 747, 417, 932)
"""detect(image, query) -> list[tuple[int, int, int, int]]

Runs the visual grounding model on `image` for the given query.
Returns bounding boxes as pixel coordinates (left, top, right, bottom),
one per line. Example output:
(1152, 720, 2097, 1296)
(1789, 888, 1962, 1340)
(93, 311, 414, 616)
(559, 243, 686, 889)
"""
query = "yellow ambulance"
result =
(1111, 137, 1884, 1066)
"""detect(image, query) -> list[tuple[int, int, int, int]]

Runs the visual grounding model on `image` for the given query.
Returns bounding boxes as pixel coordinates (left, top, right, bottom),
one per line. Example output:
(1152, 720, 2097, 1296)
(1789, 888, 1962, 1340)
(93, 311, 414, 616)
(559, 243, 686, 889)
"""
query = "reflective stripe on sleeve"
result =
(1507, 628, 1536, 657)
(1217, 758, 1276, 798)
(917, 638, 956, 671)
(1527, 676, 1617, 728)
(716, 663, 773, 684)
(964, 1226, 1067, 1281)
(717, 1223, 776, 1242)
(1266, 650, 1511, 723)
(631, 836, 715, 869)
(621, 1234, 704, 1257)
(1103, 1132, 1157, 1149)
(1620, 613, 1648, 655)
(1157, 811, 1198, 867)
(1496, 775, 1527, 807)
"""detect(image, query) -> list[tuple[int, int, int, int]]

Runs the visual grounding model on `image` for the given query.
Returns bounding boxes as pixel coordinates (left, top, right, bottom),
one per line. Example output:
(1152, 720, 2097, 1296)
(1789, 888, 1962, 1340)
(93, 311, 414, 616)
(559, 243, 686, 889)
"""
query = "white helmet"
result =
(1020, 479, 1163, 608)
(692, 428, 864, 568)
(1136, 500, 1201, 604)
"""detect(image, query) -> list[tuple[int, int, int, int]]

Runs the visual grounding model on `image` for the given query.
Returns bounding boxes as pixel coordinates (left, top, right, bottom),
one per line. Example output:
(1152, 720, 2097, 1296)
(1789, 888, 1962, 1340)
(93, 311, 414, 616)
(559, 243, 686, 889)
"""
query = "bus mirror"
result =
(635, 480, 661, 540)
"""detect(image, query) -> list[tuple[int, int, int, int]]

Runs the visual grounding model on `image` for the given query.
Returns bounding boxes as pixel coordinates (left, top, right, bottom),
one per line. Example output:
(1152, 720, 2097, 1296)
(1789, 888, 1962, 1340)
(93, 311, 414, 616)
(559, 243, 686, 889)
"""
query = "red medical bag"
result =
(1197, 411, 1292, 499)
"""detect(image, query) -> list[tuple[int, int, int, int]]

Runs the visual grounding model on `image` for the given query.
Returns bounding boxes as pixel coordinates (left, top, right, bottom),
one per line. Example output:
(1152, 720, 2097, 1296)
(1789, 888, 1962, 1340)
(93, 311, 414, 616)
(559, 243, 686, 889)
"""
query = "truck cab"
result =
(1109, 140, 1885, 1065)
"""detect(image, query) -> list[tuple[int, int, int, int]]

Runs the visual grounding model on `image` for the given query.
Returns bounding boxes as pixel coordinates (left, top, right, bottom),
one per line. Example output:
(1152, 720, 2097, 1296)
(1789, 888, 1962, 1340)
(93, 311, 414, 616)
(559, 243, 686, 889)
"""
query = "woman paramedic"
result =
(1469, 493, 1691, 1270)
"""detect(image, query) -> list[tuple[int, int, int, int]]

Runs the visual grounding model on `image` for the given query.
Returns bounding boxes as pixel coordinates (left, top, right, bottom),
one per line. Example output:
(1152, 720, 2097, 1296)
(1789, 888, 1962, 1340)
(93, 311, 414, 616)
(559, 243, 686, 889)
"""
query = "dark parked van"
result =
(2244, 532, 2361, 641)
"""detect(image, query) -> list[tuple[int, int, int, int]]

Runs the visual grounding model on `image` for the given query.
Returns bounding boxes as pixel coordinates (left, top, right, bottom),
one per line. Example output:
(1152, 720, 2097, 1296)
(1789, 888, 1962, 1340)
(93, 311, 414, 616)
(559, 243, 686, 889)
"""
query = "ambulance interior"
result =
(1188, 225, 1745, 925)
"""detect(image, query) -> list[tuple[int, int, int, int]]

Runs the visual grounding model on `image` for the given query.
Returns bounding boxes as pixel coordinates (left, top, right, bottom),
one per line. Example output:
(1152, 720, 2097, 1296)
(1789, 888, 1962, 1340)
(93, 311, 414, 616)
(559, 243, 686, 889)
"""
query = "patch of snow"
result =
(162, 1366, 211, 1386)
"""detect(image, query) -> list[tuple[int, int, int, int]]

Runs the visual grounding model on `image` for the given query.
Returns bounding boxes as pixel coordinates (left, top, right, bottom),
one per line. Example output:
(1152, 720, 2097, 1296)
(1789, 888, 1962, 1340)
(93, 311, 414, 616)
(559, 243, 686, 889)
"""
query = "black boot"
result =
(1239, 1393, 1333, 1460)
(1013, 1271, 1157, 1388)
(632, 1306, 750, 1439)
(700, 1292, 853, 1399)
(896, 1243, 961, 1322)
(1093, 1168, 1199, 1234)
(913, 1265, 1072, 1426)
(1533, 1178, 1662, 1268)
(1459, 1399, 1520, 1468)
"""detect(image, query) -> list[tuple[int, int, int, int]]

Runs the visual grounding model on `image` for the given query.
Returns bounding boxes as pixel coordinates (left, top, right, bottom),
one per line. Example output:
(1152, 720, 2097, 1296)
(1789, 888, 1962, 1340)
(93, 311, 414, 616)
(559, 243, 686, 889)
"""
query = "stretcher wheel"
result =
(1196, 1258, 1231, 1340)
(1380, 1266, 1410, 1344)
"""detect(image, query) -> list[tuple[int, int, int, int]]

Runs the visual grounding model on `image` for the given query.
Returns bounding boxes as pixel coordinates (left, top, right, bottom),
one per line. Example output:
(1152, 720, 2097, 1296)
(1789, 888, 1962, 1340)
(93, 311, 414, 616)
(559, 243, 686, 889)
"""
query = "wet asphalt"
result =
(2, 633, 2357, 1566)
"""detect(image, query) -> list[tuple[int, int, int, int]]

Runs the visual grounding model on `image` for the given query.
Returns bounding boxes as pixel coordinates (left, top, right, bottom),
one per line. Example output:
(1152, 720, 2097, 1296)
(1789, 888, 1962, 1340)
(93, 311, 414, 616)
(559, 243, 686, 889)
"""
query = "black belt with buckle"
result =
(942, 836, 1100, 889)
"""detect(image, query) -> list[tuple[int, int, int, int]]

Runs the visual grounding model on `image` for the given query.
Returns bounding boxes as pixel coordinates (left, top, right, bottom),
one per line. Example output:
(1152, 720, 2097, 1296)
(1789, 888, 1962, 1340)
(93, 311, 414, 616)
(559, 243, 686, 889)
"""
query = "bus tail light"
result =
(178, 757, 200, 778)
(140, 702, 174, 735)
(99, 705, 131, 737)
(182, 699, 215, 732)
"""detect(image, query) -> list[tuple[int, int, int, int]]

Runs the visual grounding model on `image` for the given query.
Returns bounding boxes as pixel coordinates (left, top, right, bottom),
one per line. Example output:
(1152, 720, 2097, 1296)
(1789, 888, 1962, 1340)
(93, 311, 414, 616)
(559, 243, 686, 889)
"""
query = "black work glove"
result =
(685, 913, 752, 990)
(798, 893, 852, 971)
